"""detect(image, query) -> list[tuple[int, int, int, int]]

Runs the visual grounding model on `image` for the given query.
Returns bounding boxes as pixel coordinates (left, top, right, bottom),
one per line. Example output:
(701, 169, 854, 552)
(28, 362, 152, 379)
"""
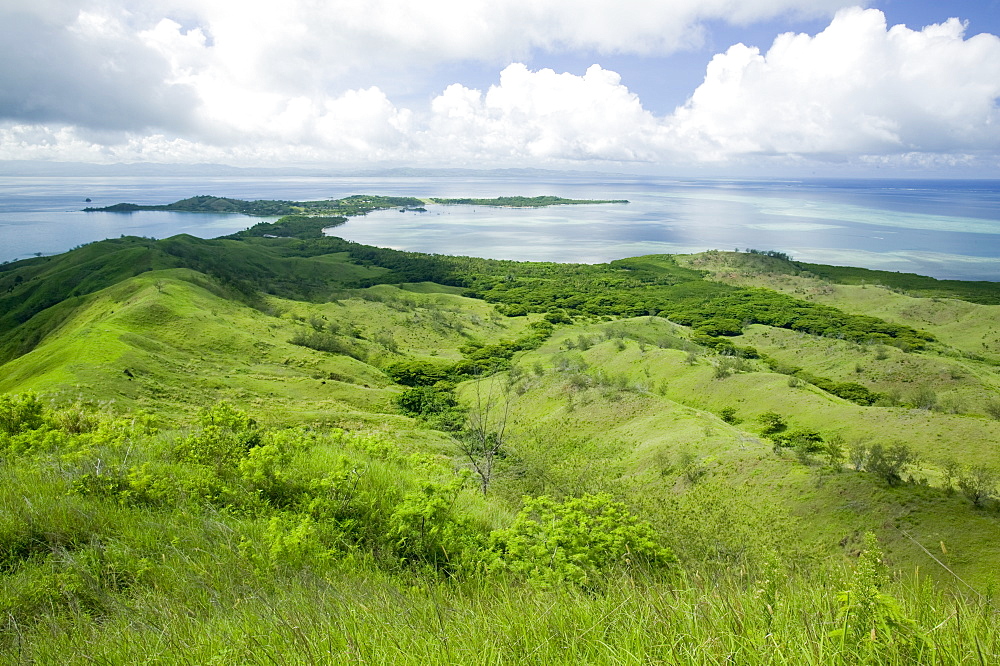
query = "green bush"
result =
(493, 494, 674, 588)
(831, 533, 927, 659)
(543, 310, 572, 325)
(863, 443, 919, 486)
(0, 392, 44, 436)
(385, 359, 454, 386)
(719, 406, 741, 424)
(696, 317, 744, 336)
(957, 465, 997, 507)
(389, 476, 481, 569)
(289, 329, 362, 359)
(757, 411, 787, 438)
(174, 409, 261, 473)
(396, 384, 466, 430)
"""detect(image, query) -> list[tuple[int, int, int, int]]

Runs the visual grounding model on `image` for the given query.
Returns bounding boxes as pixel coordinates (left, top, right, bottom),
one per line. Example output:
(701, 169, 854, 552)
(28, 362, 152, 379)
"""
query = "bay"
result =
(1, 174, 998, 281)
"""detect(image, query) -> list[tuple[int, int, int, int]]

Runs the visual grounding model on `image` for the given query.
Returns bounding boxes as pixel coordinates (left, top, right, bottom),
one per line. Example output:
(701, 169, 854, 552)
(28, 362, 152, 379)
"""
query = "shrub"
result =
(494, 493, 674, 588)
(864, 443, 919, 486)
(957, 465, 997, 507)
(909, 387, 937, 411)
(713, 355, 751, 379)
(831, 533, 927, 658)
(543, 310, 572, 325)
(696, 317, 743, 336)
(719, 406, 741, 424)
(173, 403, 261, 472)
(849, 442, 868, 471)
(396, 385, 458, 416)
(824, 435, 846, 469)
(829, 382, 883, 406)
(0, 392, 45, 436)
(385, 359, 454, 386)
(984, 399, 1000, 421)
(788, 430, 824, 453)
(289, 329, 362, 359)
(757, 411, 787, 438)
(389, 477, 478, 569)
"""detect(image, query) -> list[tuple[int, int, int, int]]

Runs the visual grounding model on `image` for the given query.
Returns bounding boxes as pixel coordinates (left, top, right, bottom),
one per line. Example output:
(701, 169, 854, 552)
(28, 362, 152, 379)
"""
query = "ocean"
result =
(1, 174, 998, 281)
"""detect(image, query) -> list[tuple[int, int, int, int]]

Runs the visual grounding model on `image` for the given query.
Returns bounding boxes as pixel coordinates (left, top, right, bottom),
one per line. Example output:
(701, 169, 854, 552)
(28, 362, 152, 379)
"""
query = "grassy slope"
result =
(678, 251, 1000, 418)
(3, 241, 1000, 661)
(678, 251, 1000, 362)
(490, 317, 1000, 586)
(3, 249, 998, 584)
(0, 269, 527, 428)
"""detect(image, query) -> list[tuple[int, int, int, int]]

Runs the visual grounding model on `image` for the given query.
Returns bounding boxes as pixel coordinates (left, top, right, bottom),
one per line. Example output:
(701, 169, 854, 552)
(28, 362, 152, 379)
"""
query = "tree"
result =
(757, 411, 787, 437)
(864, 443, 918, 486)
(849, 442, 868, 471)
(958, 465, 997, 507)
(459, 375, 512, 495)
(824, 435, 846, 469)
(385, 359, 453, 386)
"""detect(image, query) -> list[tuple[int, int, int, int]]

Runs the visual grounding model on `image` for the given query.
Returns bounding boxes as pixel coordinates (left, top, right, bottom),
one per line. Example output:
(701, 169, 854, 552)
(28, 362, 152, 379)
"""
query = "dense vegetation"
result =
(794, 261, 1000, 305)
(3, 392, 999, 664)
(85, 194, 425, 216)
(2, 200, 1000, 662)
(85, 194, 627, 216)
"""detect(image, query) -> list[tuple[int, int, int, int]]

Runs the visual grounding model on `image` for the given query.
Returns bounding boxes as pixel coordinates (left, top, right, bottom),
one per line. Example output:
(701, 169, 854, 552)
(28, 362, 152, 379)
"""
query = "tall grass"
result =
(2, 401, 999, 664)
(7, 563, 999, 664)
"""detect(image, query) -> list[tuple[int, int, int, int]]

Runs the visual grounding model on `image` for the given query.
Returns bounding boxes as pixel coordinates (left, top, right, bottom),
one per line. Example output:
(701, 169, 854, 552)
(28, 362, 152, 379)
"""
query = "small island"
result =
(428, 195, 628, 207)
(84, 194, 425, 217)
(85, 194, 628, 215)
(83, 193, 631, 240)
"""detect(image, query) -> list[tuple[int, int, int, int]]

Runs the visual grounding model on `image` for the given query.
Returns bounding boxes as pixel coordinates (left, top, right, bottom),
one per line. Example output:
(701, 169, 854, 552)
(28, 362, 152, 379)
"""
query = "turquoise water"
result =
(1, 175, 998, 280)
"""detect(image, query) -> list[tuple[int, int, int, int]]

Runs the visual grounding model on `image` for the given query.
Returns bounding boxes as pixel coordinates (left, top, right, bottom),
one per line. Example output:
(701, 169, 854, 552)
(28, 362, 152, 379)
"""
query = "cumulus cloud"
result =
(0, 0, 855, 137)
(161, 0, 856, 74)
(426, 64, 665, 162)
(1, 3, 998, 170)
(420, 11, 1000, 165)
(668, 7, 1000, 159)
(0, 5, 199, 132)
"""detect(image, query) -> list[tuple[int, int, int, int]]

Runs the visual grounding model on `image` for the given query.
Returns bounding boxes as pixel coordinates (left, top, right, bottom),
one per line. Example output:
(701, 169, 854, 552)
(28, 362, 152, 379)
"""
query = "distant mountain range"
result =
(0, 160, 631, 179)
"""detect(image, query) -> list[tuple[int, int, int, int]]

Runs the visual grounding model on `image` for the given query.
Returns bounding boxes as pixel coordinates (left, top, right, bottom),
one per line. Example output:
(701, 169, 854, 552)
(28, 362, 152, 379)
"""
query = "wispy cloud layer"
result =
(0, 2, 997, 171)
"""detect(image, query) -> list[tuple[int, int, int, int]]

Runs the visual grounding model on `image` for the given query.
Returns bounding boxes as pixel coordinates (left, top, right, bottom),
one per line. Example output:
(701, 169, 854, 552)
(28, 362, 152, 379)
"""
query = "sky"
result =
(1, 0, 999, 176)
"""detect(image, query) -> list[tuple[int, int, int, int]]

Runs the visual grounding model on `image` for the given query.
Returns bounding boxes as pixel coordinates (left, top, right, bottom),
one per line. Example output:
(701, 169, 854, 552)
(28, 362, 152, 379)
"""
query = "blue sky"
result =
(568, 0, 1000, 114)
(1, 1, 998, 175)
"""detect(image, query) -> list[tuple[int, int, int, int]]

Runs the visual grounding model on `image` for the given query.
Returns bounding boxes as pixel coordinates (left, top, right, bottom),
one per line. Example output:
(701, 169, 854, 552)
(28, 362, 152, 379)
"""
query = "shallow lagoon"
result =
(335, 177, 1000, 280)
(1, 175, 998, 280)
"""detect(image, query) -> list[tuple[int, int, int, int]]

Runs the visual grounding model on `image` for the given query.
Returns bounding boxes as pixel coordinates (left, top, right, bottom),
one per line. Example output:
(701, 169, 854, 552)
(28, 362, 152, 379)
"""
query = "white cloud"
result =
(160, 0, 856, 71)
(1, 4, 998, 171)
(425, 64, 665, 162)
(1, 0, 857, 133)
(0, 5, 198, 132)
(667, 7, 1000, 159)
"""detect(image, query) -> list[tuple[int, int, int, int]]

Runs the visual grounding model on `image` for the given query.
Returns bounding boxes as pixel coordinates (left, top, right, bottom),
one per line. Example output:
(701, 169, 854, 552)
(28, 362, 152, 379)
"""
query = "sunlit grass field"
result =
(2, 229, 999, 663)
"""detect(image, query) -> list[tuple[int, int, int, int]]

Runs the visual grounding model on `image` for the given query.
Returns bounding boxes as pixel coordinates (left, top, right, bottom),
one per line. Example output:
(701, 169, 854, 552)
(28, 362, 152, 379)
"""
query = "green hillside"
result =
(2, 214, 999, 662)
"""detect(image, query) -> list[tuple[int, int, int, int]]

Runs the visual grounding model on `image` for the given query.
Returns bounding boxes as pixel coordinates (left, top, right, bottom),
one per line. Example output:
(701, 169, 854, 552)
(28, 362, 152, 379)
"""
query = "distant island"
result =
(82, 193, 629, 241)
(84, 194, 422, 217)
(428, 195, 628, 207)
(84, 193, 628, 215)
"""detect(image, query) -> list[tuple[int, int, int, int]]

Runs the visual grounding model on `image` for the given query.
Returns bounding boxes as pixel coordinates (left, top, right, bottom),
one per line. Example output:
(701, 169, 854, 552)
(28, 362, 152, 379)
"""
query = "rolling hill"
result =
(1, 208, 999, 663)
